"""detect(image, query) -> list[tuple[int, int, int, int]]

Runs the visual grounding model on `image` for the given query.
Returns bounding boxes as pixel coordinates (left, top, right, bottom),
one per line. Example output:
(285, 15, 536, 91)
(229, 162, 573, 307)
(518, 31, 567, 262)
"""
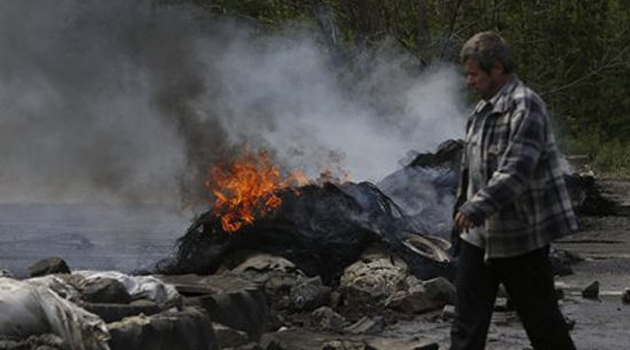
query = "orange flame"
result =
(204, 148, 352, 233)
(317, 151, 352, 183)
(205, 149, 306, 232)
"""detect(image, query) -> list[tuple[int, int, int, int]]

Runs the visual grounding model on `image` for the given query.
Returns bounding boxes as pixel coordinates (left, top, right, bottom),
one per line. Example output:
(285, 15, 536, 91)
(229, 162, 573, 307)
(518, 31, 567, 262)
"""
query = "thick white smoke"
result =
(206, 34, 466, 182)
(0, 0, 466, 205)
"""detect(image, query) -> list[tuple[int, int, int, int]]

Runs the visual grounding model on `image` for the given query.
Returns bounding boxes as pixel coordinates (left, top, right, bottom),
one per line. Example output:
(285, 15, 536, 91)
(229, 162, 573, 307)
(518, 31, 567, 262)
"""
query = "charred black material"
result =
(409, 139, 464, 171)
(28, 256, 71, 277)
(564, 174, 616, 216)
(158, 140, 615, 285)
(156, 182, 452, 285)
(405, 139, 616, 217)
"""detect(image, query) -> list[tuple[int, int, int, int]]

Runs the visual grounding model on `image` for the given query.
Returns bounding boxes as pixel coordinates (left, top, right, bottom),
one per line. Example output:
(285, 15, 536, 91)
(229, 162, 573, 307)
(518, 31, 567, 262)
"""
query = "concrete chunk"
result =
(82, 300, 162, 323)
(582, 281, 599, 299)
(344, 316, 385, 335)
(108, 306, 217, 350)
(339, 244, 409, 300)
(422, 277, 456, 305)
(290, 276, 331, 311)
(28, 257, 70, 277)
(441, 305, 455, 321)
(81, 277, 132, 304)
(213, 322, 249, 349)
(163, 274, 268, 341)
(312, 306, 345, 332)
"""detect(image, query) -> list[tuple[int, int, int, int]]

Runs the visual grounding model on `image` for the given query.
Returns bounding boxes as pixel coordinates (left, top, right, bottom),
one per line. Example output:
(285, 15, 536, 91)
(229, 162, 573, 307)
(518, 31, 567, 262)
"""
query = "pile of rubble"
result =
(0, 257, 210, 350)
(1, 246, 453, 350)
(1, 242, 606, 350)
(2, 140, 616, 350)
(155, 181, 455, 285)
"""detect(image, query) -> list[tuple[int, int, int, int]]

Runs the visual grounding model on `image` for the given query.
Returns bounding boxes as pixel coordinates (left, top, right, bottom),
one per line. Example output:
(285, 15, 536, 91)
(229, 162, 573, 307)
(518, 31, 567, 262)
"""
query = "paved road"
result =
(0, 203, 189, 277)
(385, 213, 630, 350)
(552, 215, 630, 350)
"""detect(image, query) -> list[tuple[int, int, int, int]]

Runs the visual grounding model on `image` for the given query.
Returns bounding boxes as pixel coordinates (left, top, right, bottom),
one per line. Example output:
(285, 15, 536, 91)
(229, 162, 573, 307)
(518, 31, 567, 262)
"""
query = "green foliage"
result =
(567, 135, 630, 177)
(592, 140, 630, 172)
(171, 0, 630, 174)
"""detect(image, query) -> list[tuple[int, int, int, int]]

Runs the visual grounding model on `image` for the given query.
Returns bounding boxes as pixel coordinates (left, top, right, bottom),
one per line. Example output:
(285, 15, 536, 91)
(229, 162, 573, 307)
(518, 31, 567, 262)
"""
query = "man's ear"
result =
(491, 61, 505, 75)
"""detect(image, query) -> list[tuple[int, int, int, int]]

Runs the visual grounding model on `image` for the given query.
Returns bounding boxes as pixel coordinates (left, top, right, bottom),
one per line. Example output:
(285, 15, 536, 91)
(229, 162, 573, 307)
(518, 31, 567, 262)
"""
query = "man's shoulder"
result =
(508, 79, 547, 116)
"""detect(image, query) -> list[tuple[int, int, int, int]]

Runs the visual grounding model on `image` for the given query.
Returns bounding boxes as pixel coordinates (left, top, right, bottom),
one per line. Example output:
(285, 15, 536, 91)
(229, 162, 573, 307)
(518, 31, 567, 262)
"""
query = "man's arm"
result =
(452, 154, 469, 250)
(458, 98, 547, 224)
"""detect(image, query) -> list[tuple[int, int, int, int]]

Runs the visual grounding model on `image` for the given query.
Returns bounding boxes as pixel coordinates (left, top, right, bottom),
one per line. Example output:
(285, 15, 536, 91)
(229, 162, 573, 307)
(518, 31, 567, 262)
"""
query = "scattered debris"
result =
(441, 305, 456, 321)
(156, 181, 453, 285)
(80, 277, 132, 304)
(422, 277, 456, 305)
(70, 270, 182, 309)
(263, 273, 303, 307)
(0, 333, 64, 350)
(321, 339, 371, 350)
(549, 247, 584, 276)
(107, 306, 217, 350)
(312, 306, 345, 332)
(28, 256, 70, 277)
(260, 328, 438, 350)
(161, 274, 269, 341)
(408, 139, 465, 170)
(7, 141, 624, 350)
(339, 244, 409, 300)
(230, 253, 299, 275)
(344, 316, 385, 335)
(82, 299, 162, 324)
(582, 281, 600, 300)
(386, 276, 455, 314)
(494, 297, 511, 312)
(213, 322, 250, 349)
(564, 174, 616, 216)
(0, 276, 110, 350)
(366, 337, 439, 350)
(290, 276, 332, 311)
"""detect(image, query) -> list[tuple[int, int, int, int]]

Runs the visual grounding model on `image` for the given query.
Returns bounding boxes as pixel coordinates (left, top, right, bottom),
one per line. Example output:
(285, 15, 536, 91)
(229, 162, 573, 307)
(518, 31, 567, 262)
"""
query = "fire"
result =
(205, 148, 352, 233)
(205, 149, 307, 232)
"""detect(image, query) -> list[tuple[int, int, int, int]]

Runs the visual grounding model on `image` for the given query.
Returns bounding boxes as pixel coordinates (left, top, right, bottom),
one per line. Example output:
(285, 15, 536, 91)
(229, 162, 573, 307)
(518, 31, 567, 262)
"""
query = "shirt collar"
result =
(472, 75, 519, 115)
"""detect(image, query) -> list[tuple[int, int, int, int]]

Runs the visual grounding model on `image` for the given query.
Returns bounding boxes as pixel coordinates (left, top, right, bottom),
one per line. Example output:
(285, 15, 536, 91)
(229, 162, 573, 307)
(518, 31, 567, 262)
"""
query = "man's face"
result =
(464, 58, 501, 101)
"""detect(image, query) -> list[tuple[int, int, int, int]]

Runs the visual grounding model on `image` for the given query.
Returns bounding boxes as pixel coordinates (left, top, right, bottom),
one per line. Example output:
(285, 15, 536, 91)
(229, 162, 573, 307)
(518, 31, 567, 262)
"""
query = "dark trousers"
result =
(450, 240, 576, 350)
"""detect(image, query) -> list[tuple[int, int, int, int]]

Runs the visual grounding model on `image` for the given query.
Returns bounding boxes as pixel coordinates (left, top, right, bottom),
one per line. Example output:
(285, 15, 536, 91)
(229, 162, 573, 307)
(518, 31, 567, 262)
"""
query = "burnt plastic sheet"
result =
(155, 182, 452, 285)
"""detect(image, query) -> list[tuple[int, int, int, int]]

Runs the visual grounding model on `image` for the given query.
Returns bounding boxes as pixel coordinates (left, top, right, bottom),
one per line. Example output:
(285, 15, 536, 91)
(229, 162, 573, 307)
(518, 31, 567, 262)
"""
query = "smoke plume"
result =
(0, 0, 466, 206)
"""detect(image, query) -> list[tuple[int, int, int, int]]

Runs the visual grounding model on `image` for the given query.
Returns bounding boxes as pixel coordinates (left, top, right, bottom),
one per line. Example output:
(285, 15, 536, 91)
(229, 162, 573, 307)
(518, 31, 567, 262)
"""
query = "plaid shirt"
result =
(458, 76, 578, 260)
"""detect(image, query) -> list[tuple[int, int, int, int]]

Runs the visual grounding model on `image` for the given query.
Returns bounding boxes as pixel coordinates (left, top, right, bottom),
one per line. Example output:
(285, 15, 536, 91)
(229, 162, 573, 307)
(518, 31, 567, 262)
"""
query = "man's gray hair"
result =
(460, 31, 514, 74)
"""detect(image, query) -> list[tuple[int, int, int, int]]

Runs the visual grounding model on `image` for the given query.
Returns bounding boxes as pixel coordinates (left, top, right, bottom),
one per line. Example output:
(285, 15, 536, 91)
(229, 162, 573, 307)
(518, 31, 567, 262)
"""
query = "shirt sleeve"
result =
(459, 98, 546, 223)
(455, 124, 470, 214)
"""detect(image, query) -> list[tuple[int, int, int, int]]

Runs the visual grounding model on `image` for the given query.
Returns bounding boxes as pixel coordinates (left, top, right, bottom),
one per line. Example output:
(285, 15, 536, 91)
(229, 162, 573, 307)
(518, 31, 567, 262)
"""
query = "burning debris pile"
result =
(2, 142, 613, 350)
(156, 150, 453, 285)
(156, 140, 610, 285)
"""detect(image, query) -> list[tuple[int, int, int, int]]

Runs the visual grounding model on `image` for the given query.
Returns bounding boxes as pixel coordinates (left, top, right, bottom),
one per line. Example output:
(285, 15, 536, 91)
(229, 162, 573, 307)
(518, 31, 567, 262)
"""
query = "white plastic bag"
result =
(0, 277, 110, 350)
(74, 270, 180, 308)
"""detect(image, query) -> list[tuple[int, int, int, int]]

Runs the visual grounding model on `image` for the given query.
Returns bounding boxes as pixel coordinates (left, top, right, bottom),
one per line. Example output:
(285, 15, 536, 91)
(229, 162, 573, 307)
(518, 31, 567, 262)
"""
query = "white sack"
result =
(74, 270, 180, 308)
(0, 277, 110, 350)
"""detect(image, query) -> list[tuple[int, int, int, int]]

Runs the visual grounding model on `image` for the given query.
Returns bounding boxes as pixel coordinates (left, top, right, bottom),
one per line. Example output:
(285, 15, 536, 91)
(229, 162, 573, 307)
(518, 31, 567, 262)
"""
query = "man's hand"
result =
(455, 211, 475, 232)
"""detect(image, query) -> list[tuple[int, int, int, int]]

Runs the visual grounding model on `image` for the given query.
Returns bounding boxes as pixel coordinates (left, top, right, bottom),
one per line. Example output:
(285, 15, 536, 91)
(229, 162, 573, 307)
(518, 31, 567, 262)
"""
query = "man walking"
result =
(450, 31, 578, 350)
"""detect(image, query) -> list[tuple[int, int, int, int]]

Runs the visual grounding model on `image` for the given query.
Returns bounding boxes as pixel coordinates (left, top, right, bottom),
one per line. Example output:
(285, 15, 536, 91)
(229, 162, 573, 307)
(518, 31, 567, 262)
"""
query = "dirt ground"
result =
(376, 182, 630, 350)
(262, 215, 630, 350)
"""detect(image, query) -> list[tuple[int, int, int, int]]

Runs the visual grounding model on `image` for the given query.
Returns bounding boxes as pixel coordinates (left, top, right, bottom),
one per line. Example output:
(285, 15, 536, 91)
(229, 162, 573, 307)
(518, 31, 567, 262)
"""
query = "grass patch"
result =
(566, 136, 630, 179)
